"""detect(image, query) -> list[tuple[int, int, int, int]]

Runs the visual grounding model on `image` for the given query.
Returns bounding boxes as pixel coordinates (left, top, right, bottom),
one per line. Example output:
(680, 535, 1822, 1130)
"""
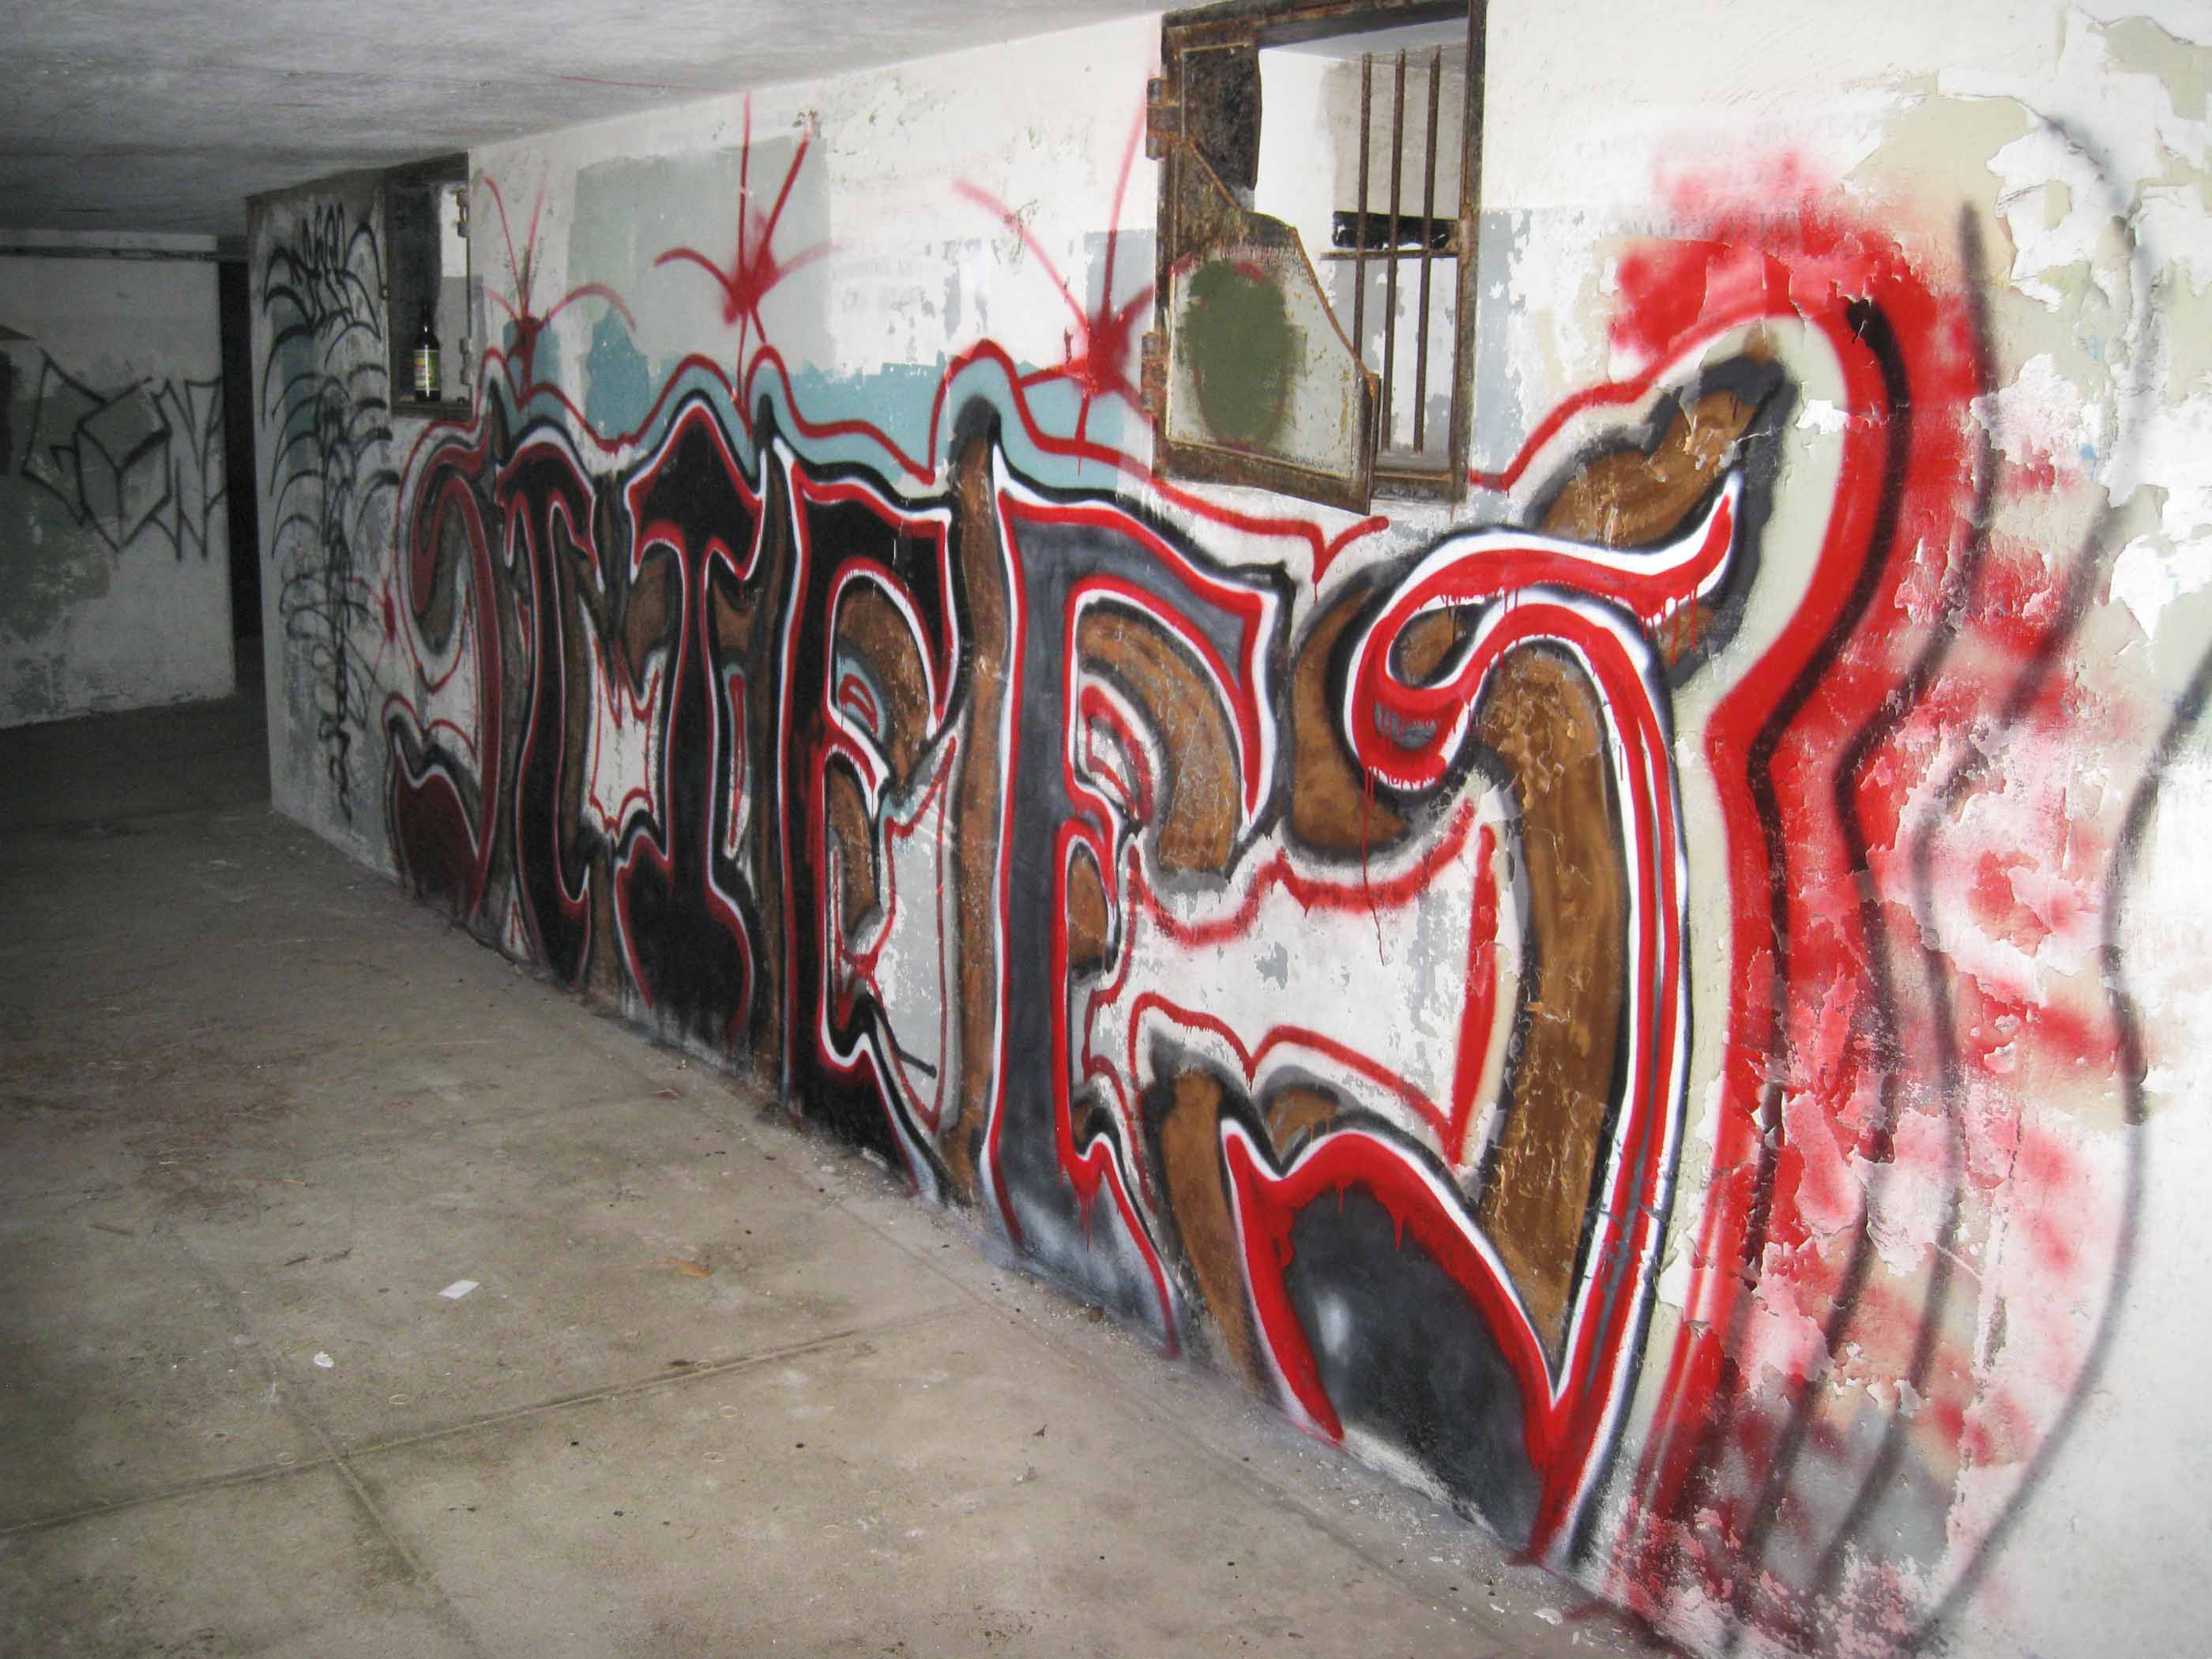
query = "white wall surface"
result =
(0, 241, 231, 727)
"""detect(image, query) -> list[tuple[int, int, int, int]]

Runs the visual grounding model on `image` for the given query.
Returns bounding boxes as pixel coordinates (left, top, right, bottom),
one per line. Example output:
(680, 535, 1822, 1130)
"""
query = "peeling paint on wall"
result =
(249, 10, 2212, 1658)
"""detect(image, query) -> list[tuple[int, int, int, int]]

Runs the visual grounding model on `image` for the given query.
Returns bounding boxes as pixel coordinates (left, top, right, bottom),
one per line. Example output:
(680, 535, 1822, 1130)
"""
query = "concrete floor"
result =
(0, 689, 1672, 1658)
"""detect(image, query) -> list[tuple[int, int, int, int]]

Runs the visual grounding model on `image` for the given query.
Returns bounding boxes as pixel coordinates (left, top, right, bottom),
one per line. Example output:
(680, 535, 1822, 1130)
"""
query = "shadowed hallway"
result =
(0, 692, 1653, 1657)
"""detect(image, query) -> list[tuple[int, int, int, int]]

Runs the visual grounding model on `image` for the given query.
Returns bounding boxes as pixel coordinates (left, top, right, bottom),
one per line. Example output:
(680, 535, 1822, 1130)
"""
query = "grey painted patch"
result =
(1397, 878, 1455, 1043)
(1254, 941, 1289, 986)
(1469, 208, 1531, 478)
(570, 140, 830, 375)
(1081, 228, 1154, 309)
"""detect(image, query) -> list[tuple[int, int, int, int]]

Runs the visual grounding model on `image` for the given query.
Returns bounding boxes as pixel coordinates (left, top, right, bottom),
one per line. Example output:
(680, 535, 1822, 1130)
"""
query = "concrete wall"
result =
(247, 177, 402, 854)
(0, 235, 231, 727)
(249, 7, 2212, 1656)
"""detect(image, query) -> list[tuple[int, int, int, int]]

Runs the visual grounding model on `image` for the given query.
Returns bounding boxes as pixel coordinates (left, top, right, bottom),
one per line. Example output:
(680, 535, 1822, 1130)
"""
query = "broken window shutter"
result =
(1146, 30, 1378, 514)
(1177, 40, 1263, 190)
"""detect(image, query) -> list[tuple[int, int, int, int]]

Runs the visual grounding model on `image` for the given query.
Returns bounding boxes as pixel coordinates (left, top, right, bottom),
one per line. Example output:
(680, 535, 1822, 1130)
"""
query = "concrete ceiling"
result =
(0, 0, 1164, 239)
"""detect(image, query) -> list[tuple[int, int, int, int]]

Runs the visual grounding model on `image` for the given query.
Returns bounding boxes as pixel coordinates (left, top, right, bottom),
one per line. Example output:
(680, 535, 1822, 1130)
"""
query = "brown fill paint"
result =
(1469, 382, 1757, 1355)
(1538, 391, 1754, 553)
(413, 489, 467, 649)
(1287, 586, 1409, 852)
(1065, 840, 1112, 975)
(823, 766, 877, 937)
(1542, 388, 1758, 672)
(833, 583, 933, 784)
(1075, 605, 1243, 875)
(1262, 1082, 1341, 1161)
(554, 510, 596, 897)
(941, 435, 1013, 1198)
(1156, 1067, 1261, 1383)
(1473, 648, 1625, 1356)
(1394, 607, 1468, 683)
(748, 466, 792, 1085)
(816, 562, 928, 937)
(711, 575, 752, 656)
(623, 555, 673, 675)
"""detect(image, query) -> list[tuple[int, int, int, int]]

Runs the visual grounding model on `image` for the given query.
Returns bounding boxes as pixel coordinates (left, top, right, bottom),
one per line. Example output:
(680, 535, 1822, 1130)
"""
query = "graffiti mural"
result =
(366, 201, 1919, 1568)
(16, 351, 226, 562)
(250, 17, 2212, 1655)
(0, 259, 237, 728)
(259, 197, 401, 822)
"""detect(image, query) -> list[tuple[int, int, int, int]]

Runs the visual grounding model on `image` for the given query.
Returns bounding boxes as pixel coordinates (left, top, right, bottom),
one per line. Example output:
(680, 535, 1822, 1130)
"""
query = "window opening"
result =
(1147, 0, 1484, 513)
(1260, 22, 1467, 477)
(386, 156, 472, 415)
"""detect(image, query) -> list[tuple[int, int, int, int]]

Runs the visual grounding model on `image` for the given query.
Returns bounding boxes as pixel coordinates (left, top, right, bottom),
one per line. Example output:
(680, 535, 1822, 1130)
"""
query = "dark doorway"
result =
(217, 258, 262, 698)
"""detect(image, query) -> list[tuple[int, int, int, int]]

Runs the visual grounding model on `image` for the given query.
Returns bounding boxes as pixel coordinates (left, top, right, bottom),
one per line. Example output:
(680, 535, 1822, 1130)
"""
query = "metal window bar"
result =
(1345, 43, 1450, 465)
(1352, 55, 1371, 371)
(1381, 48, 1405, 450)
(1413, 47, 1441, 451)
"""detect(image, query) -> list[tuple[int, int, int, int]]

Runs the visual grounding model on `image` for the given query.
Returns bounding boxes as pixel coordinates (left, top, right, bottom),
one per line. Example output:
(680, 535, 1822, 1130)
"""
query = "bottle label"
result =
(414, 347, 439, 401)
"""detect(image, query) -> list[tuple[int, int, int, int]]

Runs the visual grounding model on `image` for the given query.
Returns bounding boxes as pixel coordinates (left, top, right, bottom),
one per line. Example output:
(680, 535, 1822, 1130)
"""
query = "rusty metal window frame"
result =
(1146, 0, 1485, 512)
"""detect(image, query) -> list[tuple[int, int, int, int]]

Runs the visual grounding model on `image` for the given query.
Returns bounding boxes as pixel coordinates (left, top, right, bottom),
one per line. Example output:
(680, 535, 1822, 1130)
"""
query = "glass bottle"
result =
(412, 305, 441, 401)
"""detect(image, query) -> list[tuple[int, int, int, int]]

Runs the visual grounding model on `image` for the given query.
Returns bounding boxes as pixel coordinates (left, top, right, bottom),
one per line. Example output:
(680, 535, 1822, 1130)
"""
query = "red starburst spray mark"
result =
(955, 110, 1154, 450)
(654, 98, 831, 374)
(479, 174, 635, 399)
